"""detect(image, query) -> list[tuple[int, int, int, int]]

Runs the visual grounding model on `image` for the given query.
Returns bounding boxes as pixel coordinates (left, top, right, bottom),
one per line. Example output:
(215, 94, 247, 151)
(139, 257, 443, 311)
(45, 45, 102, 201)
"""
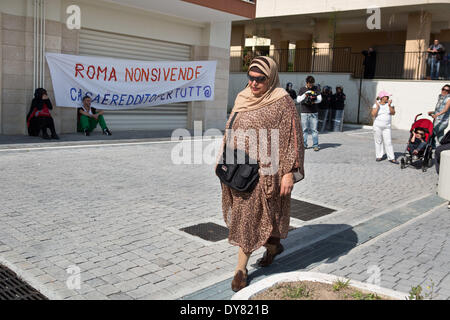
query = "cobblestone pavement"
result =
(312, 204, 450, 299)
(0, 127, 444, 300)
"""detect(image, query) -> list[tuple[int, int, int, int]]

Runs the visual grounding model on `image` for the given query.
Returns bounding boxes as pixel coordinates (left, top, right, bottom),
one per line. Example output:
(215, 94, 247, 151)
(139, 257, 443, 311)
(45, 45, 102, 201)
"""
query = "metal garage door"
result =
(78, 28, 191, 130)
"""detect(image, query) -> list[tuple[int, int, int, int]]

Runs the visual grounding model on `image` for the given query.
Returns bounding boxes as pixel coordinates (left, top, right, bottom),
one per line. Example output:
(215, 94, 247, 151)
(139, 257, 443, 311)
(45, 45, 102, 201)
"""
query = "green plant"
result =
(283, 284, 311, 299)
(408, 280, 436, 300)
(332, 278, 350, 292)
(288, 62, 294, 72)
(408, 285, 424, 300)
(424, 280, 435, 300)
(351, 291, 381, 300)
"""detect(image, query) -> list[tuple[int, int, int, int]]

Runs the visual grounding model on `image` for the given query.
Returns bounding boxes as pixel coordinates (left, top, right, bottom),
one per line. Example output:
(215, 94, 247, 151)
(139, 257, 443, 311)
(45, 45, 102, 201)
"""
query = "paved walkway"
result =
(0, 126, 448, 300)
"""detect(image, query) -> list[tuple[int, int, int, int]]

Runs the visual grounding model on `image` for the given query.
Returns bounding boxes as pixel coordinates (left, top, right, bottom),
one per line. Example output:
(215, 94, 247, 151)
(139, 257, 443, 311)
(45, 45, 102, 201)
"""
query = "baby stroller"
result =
(400, 113, 434, 172)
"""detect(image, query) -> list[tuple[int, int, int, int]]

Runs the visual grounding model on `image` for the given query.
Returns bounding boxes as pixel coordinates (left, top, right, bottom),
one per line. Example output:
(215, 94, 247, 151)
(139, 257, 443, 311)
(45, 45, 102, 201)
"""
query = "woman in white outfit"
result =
(371, 91, 398, 164)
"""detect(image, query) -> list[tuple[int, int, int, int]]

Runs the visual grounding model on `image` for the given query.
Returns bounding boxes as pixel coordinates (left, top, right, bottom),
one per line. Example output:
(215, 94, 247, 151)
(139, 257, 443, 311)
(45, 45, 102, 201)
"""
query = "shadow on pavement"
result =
(0, 130, 195, 147)
(318, 143, 341, 150)
(247, 224, 357, 286)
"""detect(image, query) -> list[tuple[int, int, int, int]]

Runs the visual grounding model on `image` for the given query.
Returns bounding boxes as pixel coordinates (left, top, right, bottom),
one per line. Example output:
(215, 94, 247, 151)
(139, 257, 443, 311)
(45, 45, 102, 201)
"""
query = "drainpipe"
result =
(33, 0, 37, 90)
(357, 68, 363, 124)
(33, 0, 45, 90)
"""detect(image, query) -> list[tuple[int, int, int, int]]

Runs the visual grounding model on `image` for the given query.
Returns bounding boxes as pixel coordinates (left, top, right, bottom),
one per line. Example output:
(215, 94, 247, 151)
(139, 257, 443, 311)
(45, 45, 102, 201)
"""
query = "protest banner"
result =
(45, 53, 217, 110)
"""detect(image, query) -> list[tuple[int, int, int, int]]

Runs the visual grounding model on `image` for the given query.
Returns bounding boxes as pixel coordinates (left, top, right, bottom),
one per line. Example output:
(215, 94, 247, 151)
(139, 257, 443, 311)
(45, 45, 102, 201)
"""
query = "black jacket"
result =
(441, 130, 450, 145)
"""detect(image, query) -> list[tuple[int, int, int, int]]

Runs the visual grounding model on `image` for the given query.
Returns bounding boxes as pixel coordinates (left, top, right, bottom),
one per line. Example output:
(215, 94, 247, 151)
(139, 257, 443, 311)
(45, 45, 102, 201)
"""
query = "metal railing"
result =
(231, 48, 450, 80)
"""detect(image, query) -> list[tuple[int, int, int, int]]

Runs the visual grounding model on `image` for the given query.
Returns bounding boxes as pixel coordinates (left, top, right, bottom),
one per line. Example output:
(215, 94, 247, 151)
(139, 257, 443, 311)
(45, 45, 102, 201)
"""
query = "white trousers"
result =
(373, 125, 395, 160)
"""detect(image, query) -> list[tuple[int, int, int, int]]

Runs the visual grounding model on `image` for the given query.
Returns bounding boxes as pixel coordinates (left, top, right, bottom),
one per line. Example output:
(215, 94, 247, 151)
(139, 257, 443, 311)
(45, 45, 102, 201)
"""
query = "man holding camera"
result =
(296, 76, 322, 151)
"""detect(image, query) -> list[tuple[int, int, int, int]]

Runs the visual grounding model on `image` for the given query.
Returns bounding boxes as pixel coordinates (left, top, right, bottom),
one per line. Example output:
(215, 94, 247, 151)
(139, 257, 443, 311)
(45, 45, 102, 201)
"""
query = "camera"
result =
(304, 90, 318, 105)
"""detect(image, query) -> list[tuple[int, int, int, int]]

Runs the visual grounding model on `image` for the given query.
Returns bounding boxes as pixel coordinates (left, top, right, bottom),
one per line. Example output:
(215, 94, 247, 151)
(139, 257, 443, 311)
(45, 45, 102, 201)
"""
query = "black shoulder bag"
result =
(215, 112, 259, 192)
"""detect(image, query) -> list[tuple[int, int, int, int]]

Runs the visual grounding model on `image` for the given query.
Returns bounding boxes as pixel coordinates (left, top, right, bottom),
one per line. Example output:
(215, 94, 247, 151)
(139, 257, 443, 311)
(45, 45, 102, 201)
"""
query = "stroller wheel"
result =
(400, 158, 406, 169)
(427, 156, 433, 168)
(422, 161, 428, 172)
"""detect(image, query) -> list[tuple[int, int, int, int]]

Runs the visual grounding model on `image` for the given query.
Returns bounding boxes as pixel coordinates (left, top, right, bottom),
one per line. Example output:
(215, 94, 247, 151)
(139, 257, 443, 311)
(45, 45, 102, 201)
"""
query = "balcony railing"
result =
(230, 48, 450, 80)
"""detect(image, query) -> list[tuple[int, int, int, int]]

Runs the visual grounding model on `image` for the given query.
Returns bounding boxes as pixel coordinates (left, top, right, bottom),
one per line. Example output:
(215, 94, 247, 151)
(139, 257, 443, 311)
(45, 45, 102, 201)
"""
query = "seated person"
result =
(26, 88, 59, 139)
(407, 127, 427, 159)
(78, 95, 111, 136)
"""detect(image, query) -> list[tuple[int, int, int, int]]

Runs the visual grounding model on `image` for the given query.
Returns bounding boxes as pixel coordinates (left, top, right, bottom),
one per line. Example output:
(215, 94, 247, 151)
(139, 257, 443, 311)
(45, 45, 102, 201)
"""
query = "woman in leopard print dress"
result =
(219, 56, 305, 292)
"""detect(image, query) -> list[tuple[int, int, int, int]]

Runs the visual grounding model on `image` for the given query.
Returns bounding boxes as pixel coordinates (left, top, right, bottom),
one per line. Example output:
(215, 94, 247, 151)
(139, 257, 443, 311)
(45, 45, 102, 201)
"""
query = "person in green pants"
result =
(78, 95, 112, 136)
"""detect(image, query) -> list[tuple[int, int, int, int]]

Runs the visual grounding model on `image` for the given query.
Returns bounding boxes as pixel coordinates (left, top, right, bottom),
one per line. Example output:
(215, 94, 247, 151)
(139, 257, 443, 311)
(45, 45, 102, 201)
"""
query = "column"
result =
(59, 26, 79, 133)
(438, 151, 450, 201)
(230, 25, 246, 72)
(189, 21, 231, 130)
(1, 12, 29, 134)
(404, 11, 432, 79)
(0, 13, 3, 134)
(294, 39, 312, 72)
(269, 29, 288, 71)
(312, 19, 333, 72)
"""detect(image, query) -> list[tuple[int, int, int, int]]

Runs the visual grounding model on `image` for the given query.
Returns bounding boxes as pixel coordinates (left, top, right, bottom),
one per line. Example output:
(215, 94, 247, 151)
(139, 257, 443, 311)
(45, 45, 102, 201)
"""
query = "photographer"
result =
(296, 76, 322, 151)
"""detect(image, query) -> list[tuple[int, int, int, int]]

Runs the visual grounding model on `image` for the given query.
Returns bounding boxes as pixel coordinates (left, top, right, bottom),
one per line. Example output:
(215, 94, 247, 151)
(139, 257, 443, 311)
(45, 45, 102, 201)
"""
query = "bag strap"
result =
(225, 112, 238, 146)
(228, 112, 238, 129)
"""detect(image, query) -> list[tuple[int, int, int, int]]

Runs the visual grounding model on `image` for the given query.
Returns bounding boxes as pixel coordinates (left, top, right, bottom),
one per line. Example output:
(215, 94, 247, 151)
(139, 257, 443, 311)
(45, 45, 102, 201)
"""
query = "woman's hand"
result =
(280, 173, 294, 196)
(371, 102, 380, 118)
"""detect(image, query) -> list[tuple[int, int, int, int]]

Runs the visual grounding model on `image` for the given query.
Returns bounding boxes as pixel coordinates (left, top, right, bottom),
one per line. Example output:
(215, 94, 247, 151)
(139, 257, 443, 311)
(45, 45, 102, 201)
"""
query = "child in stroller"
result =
(400, 114, 434, 172)
(406, 127, 428, 161)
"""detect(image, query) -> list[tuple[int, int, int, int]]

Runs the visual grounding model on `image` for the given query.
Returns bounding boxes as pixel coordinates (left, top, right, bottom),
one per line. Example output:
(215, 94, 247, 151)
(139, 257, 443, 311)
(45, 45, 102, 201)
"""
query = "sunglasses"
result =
(247, 74, 267, 83)
(442, 88, 449, 92)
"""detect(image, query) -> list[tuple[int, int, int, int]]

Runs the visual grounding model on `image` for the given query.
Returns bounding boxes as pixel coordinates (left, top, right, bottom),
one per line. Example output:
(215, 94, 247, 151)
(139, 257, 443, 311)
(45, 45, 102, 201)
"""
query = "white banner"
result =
(45, 53, 217, 110)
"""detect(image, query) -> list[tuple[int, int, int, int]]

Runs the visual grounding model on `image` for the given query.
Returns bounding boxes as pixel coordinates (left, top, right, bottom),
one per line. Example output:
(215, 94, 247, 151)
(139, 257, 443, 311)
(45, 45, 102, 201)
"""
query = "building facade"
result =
(228, 0, 450, 129)
(231, 0, 450, 79)
(0, 0, 256, 135)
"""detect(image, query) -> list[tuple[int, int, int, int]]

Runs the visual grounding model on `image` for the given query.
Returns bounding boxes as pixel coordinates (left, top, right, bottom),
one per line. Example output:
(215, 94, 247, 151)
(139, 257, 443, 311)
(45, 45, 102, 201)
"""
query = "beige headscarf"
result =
(232, 56, 289, 113)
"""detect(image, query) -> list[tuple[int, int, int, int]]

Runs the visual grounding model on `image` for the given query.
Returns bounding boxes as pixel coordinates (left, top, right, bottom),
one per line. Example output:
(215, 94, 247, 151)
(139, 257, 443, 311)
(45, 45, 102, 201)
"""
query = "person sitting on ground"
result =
(26, 88, 59, 140)
(407, 127, 427, 161)
(78, 95, 112, 136)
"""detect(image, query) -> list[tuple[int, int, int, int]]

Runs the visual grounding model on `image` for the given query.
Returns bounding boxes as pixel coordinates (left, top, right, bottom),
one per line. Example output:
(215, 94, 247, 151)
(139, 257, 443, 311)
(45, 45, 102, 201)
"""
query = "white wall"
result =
(229, 72, 450, 131)
(0, 0, 205, 47)
(256, 0, 450, 18)
(72, 0, 204, 47)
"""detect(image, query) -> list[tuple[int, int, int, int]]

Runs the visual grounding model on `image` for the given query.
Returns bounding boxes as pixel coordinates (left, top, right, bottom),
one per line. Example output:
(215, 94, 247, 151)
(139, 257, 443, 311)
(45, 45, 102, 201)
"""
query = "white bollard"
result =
(438, 150, 450, 200)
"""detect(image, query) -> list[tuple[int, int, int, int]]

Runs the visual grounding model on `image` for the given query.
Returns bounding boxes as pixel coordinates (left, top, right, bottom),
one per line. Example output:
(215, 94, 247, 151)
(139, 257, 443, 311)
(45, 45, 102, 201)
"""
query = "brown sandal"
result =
(231, 268, 248, 292)
(256, 244, 284, 267)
